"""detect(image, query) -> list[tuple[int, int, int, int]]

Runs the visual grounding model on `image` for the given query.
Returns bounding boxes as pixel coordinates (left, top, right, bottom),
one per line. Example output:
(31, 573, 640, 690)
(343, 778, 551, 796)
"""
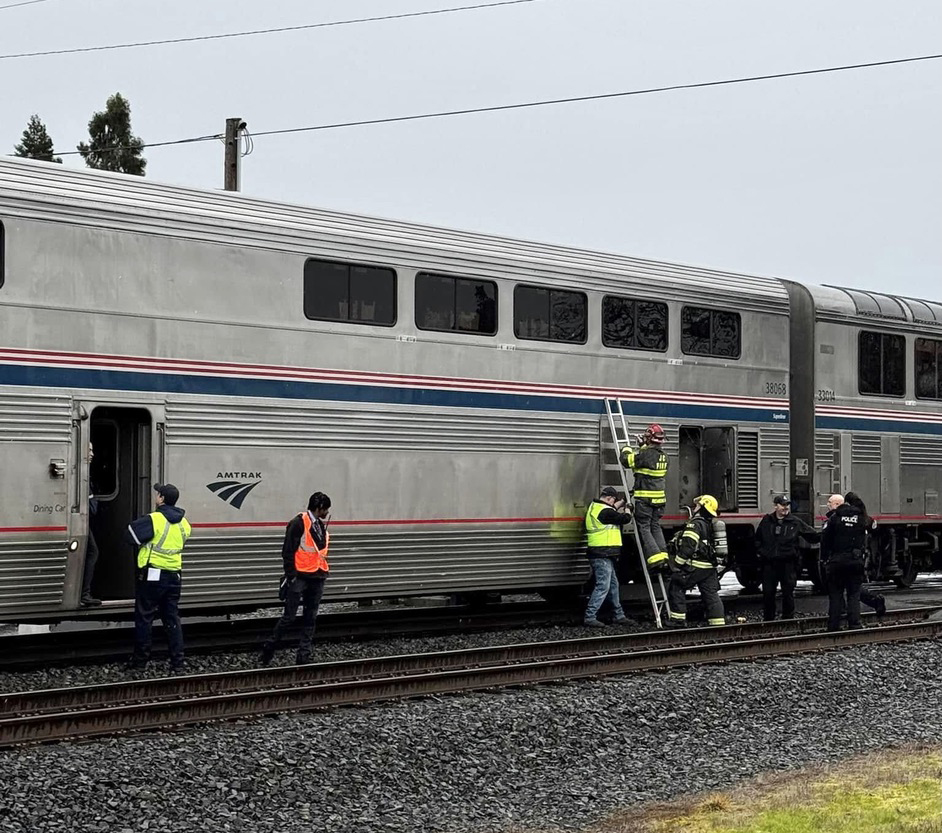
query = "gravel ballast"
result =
(2, 637, 942, 832)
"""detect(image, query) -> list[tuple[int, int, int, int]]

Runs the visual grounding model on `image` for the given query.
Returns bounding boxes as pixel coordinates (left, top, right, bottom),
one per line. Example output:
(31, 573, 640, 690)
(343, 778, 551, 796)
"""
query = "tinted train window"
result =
(681, 306, 741, 358)
(859, 331, 905, 396)
(415, 272, 497, 335)
(602, 296, 668, 352)
(303, 258, 396, 325)
(915, 337, 942, 400)
(514, 285, 587, 343)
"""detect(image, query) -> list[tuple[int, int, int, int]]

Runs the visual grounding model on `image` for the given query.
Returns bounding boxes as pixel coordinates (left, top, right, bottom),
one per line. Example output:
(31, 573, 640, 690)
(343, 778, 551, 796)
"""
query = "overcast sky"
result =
(3, 0, 940, 299)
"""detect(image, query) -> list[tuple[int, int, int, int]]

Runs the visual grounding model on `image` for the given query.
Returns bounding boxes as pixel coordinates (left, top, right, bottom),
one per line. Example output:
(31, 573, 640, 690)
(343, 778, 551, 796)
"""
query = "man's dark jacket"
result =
(755, 512, 819, 562)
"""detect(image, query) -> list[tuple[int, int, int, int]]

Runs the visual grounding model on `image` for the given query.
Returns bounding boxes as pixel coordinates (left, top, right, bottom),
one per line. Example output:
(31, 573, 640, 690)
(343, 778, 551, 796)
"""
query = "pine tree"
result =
(12, 114, 62, 163)
(76, 93, 146, 176)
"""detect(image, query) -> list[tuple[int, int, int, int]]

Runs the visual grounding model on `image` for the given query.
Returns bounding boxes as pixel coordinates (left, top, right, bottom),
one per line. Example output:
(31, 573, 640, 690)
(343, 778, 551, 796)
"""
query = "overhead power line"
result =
(0, 0, 541, 60)
(55, 53, 942, 158)
(0, 0, 51, 9)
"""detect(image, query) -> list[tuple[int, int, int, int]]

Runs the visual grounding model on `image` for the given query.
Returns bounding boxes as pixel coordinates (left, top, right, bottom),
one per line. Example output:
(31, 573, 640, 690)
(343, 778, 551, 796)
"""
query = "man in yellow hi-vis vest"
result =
(125, 483, 191, 672)
(584, 486, 635, 627)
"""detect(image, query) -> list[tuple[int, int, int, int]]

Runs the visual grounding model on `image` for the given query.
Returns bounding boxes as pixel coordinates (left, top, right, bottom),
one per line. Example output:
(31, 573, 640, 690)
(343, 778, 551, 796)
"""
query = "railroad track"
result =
(0, 593, 757, 671)
(1, 606, 940, 748)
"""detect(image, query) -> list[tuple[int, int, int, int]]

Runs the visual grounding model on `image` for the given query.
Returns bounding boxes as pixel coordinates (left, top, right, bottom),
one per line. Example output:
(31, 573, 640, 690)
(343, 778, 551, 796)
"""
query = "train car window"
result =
(514, 285, 587, 343)
(915, 337, 942, 399)
(415, 272, 497, 335)
(303, 258, 396, 326)
(859, 331, 905, 397)
(602, 296, 668, 352)
(680, 306, 741, 358)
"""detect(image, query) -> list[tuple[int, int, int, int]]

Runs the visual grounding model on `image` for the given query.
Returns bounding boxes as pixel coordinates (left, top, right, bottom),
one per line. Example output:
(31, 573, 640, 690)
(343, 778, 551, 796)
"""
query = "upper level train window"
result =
(681, 306, 741, 358)
(602, 296, 668, 352)
(514, 285, 587, 343)
(303, 258, 396, 326)
(915, 337, 942, 400)
(858, 331, 905, 397)
(415, 272, 497, 335)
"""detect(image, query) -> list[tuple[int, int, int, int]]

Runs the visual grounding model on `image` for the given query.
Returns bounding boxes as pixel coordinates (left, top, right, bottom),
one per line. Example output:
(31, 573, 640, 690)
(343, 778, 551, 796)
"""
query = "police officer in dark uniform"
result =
(822, 491, 870, 630)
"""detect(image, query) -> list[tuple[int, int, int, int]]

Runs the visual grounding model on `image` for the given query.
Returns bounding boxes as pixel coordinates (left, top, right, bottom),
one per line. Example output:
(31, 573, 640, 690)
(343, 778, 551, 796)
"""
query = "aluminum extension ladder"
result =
(603, 398, 671, 628)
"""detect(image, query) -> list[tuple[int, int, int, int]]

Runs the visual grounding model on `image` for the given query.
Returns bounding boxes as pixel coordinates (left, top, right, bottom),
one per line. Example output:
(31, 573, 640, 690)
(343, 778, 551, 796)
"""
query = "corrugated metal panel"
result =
(0, 538, 67, 610)
(0, 158, 788, 312)
(815, 433, 836, 466)
(737, 432, 759, 508)
(183, 527, 586, 602)
(852, 434, 882, 464)
(901, 437, 942, 466)
(165, 402, 599, 453)
(760, 427, 789, 460)
(0, 392, 71, 443)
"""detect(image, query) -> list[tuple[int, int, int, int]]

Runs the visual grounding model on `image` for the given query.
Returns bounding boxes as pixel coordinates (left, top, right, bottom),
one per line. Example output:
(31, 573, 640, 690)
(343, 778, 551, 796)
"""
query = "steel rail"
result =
(0, 615, 940, 748)
(1, 605, 937, 717)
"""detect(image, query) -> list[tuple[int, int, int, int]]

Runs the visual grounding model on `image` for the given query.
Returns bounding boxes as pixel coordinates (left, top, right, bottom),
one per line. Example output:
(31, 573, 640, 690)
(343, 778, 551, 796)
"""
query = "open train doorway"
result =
(678, 425, 737, 512)
(87, 407, 153, 602)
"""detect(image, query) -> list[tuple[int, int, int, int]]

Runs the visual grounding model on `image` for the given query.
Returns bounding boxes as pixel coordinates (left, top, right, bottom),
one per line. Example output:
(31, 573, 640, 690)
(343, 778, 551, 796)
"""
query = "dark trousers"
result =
(132, 570, 184, 668)
(667, 567, 725, 625)
(633, 500, 667, 559)
(861, 587, 883, 610)
(827, 554, 865, 630)
(761, 560, 798, 621)
(81, 529, 99, 599)
(265, 574, 326, 661)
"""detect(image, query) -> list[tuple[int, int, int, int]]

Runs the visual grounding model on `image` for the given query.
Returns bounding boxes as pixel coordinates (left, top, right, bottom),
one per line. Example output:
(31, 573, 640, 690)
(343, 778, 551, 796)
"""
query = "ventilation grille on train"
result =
(851, 434, 882, 464)
(815, 433, 836, 467)
(760, 427, 789, 461)
(166, 402, 599, 454)
(900, 437, 942, 466)
(0, 392, 72, 444)
(737, 432, 759, 508)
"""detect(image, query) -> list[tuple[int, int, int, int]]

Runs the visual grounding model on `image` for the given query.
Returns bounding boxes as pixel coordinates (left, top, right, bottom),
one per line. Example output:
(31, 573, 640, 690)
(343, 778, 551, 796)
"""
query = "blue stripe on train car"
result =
(0, 363, 790, 424)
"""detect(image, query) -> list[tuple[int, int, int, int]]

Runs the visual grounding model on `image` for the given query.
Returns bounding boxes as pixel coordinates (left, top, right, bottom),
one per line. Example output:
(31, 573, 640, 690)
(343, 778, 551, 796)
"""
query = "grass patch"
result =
(599, 745, 942, 833)
(505, 745, 942, 833)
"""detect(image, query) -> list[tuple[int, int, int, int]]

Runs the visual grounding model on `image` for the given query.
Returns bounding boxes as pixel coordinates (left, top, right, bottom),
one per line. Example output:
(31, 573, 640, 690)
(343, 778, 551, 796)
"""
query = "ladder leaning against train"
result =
(603, 399, 671, 627)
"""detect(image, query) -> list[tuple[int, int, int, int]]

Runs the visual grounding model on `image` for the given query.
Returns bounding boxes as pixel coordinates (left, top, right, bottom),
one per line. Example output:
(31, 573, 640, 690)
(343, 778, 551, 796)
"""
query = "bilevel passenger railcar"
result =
(0, 157, 937, 620)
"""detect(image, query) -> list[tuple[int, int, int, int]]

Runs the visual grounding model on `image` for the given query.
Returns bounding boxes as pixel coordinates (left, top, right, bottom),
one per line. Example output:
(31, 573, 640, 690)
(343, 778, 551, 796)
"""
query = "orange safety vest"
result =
(294, 511, 330, 574)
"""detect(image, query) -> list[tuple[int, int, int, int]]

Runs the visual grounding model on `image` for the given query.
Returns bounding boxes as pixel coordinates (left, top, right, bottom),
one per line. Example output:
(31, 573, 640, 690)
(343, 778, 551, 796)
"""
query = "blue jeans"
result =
(132, 570, 184, 668)
(585, 557, 625, 622)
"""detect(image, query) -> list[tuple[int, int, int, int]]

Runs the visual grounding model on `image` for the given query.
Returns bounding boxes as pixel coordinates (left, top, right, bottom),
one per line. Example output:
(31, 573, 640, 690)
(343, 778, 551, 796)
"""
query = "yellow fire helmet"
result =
(694, 494, 719, 516)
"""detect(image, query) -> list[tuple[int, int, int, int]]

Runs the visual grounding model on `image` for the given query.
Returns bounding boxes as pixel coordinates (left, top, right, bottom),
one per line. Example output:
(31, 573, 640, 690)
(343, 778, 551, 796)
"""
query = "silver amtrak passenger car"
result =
(0, 157, 939, 619)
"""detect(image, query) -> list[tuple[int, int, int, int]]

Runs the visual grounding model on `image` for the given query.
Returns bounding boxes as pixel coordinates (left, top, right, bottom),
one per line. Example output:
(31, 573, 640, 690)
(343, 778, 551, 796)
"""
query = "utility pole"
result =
(224, 117, 245, 192)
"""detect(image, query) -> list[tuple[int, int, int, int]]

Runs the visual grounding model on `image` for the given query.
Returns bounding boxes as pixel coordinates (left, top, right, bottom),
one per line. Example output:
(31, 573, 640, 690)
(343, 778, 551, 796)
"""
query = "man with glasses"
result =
(261, 491, 332, 666)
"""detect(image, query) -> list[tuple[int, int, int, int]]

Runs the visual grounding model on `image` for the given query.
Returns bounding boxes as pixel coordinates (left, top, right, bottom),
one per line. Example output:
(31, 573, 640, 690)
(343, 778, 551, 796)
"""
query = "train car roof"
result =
(802, 282, 942, 331)
(0, 156, 789, 313)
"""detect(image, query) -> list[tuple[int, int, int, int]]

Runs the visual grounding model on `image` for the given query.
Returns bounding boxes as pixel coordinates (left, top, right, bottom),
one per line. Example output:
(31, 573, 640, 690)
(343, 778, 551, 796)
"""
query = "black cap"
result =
(154, 483, 180, 506)
(772, 495, 789, 506)
(600, 486, 619, 498)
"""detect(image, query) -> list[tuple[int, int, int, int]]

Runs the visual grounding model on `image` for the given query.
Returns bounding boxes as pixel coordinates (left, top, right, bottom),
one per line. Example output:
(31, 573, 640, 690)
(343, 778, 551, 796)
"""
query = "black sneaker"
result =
(80, 596, 102, 607)
(168, 665, 187, 676)
(613, 616, 637, 626)
(295, 654, 313, 665)
(260, 644, 275, 667)
(875, 596, 887, 617)
(124, 657, 148, 671)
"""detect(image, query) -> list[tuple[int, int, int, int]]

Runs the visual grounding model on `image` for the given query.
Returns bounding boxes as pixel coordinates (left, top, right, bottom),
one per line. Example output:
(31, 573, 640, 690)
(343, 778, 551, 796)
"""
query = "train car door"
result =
(80, 404, 163, 604)
(678, 425, 737, 511)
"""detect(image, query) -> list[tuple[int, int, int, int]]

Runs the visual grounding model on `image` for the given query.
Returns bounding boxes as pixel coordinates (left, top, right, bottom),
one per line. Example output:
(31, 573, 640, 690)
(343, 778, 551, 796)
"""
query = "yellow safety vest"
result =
(585, 501, 623, 549)
(137, 512, 192, 571)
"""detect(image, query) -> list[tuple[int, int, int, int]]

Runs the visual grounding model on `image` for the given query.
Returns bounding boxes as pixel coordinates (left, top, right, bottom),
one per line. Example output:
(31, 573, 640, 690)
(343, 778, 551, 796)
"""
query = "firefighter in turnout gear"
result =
(620, 423, 669, 572)
(667, 494, 726, 628)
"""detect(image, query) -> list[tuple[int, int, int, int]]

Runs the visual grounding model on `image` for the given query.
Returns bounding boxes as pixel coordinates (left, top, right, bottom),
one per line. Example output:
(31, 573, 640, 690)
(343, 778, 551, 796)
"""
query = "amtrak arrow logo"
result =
(206, 480, 262, 509)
